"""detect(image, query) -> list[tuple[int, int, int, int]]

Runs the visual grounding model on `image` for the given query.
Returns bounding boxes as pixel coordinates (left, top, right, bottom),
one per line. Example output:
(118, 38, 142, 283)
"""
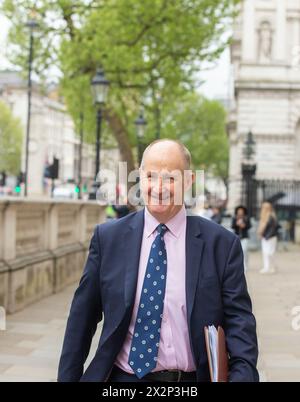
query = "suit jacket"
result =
(58, 209, 259, 382)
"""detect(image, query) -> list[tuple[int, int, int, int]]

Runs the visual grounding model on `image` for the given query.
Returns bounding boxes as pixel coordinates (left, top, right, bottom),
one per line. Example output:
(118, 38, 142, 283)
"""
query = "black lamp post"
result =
(243, 130, 256, 161)
(135, 110, 147, 204)
(77, 111, 84, 199)
(89, 68, 109, 200)
(24, 17, 39, 197)
(241, 130, 257, 217)
(135, 110, 147, 165)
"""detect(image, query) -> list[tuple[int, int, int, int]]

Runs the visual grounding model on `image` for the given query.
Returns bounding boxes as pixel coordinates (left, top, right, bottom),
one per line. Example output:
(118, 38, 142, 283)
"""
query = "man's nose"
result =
(151, 177, 163, 193)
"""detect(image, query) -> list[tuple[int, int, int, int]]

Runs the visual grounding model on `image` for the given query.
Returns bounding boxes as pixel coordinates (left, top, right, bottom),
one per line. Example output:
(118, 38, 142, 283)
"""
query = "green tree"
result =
(162, 93, 229, 183)
(2, 0, 238, 174)
(0, 100, 23, 175)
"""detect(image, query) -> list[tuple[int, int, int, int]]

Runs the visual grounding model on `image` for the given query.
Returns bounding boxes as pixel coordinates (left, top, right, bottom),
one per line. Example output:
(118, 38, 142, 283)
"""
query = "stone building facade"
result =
(228, 0, 300, 212)
(0, 71, 120, 197)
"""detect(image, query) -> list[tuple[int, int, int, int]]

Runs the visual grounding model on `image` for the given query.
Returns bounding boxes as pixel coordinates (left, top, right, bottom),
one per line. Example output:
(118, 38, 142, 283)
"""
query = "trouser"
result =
(107, 365, 197, 382)
(107, 366, 153, 382)
(240, 238, 249, 272)
(261, 236, 277, 271)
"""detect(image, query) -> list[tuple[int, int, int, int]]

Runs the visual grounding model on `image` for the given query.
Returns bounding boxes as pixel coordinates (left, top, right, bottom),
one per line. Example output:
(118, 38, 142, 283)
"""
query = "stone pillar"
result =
(275, 0, 286, 62)
(0, 202, 9, 310)
(48, 203, 58, 250)
(242, 0, 256, 62)
(3, 203, 17, 261)
(77, 204, 87, 243)
(0, 202, 5, 260)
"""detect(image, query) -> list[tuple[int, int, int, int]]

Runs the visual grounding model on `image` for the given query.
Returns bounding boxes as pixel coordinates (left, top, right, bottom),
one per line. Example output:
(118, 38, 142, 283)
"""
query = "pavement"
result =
(0, 246, 299, 382)
(246, 246, 300, 382)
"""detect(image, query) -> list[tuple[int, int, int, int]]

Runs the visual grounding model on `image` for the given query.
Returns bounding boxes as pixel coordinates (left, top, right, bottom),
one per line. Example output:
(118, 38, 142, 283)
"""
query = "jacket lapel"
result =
(185, 215, 205, 324)
(123, 210, 145, 309)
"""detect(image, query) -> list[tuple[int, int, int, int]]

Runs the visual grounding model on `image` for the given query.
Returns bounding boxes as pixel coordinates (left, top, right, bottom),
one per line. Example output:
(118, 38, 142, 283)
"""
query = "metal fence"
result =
(240, 178, 300, 242)
(254, 180, 300, 217)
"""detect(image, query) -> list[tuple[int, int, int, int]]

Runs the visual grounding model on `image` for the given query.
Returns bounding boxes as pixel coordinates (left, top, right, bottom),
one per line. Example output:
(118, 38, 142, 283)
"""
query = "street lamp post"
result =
(243, 130, 256, 161)
(77, 111, 84, 199)
(89, 68, 109, 200)
(135, 111, 147, 166)
(135, 111, 147, 204)
(24, 18, 39, 197)
(241, 130, 257, 217)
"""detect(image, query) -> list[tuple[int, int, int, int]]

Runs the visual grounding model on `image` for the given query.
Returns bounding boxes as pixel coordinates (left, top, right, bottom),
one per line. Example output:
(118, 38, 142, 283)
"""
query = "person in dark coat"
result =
(231, 206, 251, 272)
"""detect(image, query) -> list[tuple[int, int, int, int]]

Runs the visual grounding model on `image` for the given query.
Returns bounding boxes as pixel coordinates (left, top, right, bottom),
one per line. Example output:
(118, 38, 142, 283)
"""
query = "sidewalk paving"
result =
(246, 247, 300, 382)
(0, 285, 102, 381)
(0, 247, 299, 382)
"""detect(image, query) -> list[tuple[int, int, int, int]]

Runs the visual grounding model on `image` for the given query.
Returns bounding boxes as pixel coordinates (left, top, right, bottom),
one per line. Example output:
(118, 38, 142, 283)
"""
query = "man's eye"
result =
(147, 174, 158, 180)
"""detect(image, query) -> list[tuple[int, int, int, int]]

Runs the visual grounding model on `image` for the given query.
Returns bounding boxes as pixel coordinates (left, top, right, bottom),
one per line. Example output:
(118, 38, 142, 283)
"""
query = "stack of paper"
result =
(208, 325, 218, 382)
(204, 325, 228, 382)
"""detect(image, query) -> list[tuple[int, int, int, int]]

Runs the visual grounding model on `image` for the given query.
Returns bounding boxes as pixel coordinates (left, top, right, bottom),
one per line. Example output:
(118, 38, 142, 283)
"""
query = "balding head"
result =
(141, 139, 191, 171)
(139, 139, 194, 223)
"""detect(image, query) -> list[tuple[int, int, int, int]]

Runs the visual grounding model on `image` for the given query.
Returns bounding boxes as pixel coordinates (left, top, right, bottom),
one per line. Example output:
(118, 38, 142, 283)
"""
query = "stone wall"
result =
(0, 198, 105, 313)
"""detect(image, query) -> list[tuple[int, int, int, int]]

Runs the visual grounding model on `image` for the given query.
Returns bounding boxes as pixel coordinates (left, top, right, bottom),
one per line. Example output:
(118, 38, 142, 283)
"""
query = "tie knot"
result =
(157, 223, 168, 235)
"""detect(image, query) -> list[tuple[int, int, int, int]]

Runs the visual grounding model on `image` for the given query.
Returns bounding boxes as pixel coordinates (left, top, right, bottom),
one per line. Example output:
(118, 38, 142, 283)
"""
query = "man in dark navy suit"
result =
(58, 139, 259, 382)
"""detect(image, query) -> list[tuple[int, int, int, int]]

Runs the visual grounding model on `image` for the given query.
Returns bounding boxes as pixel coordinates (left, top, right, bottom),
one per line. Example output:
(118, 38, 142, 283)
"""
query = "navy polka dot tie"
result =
(128, 223, 168, 378)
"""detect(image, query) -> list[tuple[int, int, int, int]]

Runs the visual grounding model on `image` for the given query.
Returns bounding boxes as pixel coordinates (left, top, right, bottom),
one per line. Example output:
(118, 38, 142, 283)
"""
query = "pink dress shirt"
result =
(115, 206, 196, 373)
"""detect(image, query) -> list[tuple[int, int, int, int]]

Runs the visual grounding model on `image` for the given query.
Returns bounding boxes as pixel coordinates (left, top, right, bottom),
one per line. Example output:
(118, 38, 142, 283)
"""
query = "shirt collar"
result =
(144, 206, 186, 239)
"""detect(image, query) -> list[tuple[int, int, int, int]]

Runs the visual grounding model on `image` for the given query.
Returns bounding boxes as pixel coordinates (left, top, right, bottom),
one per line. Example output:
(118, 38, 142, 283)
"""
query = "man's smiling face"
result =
(140, 141, 193, 223)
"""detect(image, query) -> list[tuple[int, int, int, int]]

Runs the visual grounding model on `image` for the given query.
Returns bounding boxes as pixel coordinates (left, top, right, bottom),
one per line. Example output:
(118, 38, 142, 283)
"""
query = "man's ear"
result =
(184, 170, 195, 191)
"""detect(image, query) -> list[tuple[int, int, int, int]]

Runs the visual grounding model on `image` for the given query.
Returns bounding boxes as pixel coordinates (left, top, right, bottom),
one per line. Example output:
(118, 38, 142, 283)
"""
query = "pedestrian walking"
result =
(211, 206, 223, 225)
(257, 202, 280, 274)
(231, 205, 251, 272)
(58, 139, 258, 382)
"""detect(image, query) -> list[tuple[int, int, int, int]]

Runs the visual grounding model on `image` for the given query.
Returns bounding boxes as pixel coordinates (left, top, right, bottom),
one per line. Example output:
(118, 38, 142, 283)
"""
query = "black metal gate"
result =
(254, 180, 300, 215)
(240, 178, 300, 241)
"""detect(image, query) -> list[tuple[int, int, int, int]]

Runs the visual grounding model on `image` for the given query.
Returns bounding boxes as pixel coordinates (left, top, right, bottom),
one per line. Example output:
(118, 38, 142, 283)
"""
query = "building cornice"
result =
(236, 133, 295, 143)
(235, 81, 300, 91)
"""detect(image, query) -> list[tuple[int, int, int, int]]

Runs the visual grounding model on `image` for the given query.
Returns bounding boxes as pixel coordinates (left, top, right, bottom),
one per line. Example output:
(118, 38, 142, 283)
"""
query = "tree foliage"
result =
(0, 100, 23, 175)
(2, 0, 238, 175)
(162, 93, 229, 180)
